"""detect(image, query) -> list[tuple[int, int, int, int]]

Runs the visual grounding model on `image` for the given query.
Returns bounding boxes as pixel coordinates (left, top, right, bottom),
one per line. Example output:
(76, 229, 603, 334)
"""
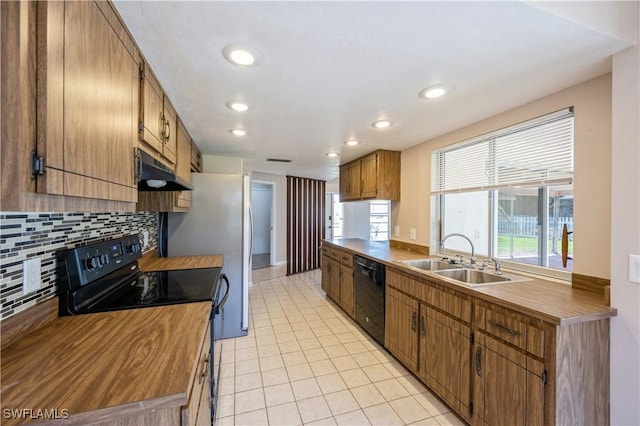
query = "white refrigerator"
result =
(164, 173, 251, 339)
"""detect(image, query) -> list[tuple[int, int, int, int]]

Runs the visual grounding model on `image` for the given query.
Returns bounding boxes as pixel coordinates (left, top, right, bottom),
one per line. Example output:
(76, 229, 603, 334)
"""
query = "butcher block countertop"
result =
(0, 302, 211, 425)
(324, 238, 616, 326)
(138, 251, 224, 271)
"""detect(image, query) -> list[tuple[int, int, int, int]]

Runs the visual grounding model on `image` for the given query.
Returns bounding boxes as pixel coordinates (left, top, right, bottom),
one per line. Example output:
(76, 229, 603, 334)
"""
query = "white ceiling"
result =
(113, 1, 632, 182)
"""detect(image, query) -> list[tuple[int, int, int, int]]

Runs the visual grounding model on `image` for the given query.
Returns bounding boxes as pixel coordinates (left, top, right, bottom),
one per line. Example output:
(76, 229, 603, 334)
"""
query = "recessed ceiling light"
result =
(226, 101, 250, 112)
(345, 140, 360, 146)
(326, 152, 340, 158)
(419, 85, 448, 99)
(222, 45, 257, 67)
(230, 129, 246, 137)
(372, 119, 393, 129)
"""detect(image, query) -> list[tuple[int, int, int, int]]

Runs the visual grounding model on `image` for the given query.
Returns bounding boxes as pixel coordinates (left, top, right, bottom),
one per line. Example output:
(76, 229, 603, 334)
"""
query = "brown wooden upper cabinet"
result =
(191, 141, 203, 173)
(137, 117, 196, 212)
(27, 1, 139, 204)
(339, 150, 400, 201)
(139, 62, 177, 168)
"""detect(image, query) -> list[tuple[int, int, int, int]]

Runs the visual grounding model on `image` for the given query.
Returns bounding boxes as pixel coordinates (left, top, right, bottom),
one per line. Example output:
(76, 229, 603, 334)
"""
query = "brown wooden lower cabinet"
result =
(384, 285, 419, 372)
(384, 267, 610, 426)
(423, 305, 471, 421)
(321, 247, 355, 319)
(471, 332, 544, 426)
(182, 322, 212, 425)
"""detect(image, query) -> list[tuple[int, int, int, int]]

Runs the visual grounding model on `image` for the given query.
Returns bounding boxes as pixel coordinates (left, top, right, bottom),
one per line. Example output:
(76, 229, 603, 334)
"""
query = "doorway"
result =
(251, 181, 274, 270)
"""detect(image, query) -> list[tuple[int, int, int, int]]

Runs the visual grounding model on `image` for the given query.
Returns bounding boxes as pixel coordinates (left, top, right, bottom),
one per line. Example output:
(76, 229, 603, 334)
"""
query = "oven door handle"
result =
(214, 273, 230, 315)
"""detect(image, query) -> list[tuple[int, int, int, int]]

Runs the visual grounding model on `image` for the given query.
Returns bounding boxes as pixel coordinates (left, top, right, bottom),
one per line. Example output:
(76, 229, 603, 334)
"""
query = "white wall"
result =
(610, 41, 640, 425)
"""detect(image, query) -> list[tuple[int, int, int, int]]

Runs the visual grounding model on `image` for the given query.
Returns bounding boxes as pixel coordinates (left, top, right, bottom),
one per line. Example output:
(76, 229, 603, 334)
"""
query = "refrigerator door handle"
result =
(249, 205, 254, 260)
(214, 273, 230, 314)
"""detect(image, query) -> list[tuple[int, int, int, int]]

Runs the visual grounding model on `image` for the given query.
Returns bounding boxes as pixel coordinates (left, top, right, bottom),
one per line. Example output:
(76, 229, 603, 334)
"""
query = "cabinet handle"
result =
(165, 119, 171, 142)
(199, 354, 210, 384)
(475, 347, 482, 376)
(488, 320, 521, 337)
(411, 312, 417, 331)
(159, 113, 166, 142)
(420, 314, 426, 337)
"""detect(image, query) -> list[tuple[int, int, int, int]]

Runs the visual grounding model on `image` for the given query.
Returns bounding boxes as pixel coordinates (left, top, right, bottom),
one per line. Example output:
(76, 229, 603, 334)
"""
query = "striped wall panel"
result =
(286, 176, 326, 275)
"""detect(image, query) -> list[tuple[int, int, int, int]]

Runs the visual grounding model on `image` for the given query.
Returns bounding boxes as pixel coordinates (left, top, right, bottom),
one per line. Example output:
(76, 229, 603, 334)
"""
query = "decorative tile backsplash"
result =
(0, 212, 158, 321)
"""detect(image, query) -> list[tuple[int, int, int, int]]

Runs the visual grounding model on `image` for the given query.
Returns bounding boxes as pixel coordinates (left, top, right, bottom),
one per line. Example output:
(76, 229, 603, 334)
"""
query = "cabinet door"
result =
(329, 258, 341, 302)
(339, 264, 354, 318)
(321, 254, 331, 294)
(175, 119, 192, 209)
(348, 161, 362, 200)
(473, 333, 544, 426)
(39, 1, 137, 202)
(384, 286, 419, 371)
(162, 97, 177, 165)
(424, 306, 471, 419)
(360, 153, 378, 199)
(339, 164, 349, 202)
(139, 63, 166, 160)
(183, 321, 212, 425)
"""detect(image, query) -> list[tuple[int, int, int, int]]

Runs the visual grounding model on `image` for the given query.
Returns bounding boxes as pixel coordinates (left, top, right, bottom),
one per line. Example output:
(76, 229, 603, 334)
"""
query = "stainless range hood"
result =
(136, 149, 193, 191)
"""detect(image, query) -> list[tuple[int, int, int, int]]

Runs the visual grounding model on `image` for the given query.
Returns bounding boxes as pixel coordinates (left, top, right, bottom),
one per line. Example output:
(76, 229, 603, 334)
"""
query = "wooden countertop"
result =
(324, 238, 616, 326)
(0, 302, 211, 425)
(138, 251, 224, 271)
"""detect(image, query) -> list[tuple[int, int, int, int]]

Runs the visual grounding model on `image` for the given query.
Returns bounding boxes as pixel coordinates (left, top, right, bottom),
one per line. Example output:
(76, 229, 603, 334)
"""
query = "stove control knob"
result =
(91, 256, 101, 269)
(101, 254, 110, 265)
(84, 258, 95, 271)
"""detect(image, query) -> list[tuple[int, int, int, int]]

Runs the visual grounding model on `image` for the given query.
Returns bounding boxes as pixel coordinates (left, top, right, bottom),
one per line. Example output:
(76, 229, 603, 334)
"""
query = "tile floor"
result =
(216, 267, 465, 425)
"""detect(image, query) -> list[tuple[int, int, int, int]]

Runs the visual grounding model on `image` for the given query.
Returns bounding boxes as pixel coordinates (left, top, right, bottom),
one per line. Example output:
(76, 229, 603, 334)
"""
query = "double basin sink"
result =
(397, 258, 531, 287)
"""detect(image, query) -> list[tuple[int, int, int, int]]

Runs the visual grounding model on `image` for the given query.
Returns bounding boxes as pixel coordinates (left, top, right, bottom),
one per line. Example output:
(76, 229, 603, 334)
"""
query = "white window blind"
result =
(432, 108, 574, 194)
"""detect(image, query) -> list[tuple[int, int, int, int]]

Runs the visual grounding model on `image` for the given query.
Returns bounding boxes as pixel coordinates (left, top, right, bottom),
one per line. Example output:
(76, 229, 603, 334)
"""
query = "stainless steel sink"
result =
(398, 259, 459, 271)
(433, 269, 531, 286)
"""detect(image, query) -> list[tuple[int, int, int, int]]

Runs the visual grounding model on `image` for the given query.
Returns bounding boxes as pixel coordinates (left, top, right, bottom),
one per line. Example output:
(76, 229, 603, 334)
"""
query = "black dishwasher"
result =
(354, 255, 386, 346)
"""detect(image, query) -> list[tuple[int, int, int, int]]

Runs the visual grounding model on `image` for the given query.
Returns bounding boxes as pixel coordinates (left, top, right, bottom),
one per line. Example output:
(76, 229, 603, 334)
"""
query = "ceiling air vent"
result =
(266, 158, 292, 163)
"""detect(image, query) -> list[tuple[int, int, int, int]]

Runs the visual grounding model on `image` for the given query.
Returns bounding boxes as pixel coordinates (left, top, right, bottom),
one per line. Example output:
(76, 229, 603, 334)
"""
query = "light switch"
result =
(410, 228, 417, 240)
(630, 254, 640, 284)
(394, 226, 400, 237)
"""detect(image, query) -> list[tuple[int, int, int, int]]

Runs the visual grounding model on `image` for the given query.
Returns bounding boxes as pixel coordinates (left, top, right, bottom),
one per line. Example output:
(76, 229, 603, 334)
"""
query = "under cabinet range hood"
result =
(136, 149, 193, 191)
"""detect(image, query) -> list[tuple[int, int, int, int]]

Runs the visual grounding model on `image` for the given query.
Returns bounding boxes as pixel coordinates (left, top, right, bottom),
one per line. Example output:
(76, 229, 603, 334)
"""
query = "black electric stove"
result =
(57, 235, 226, 316)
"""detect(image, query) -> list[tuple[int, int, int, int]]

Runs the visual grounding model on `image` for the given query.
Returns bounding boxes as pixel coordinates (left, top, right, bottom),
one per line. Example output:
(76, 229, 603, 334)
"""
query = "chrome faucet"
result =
(490, 257, 502, 275)
(441, 233, 476, 267)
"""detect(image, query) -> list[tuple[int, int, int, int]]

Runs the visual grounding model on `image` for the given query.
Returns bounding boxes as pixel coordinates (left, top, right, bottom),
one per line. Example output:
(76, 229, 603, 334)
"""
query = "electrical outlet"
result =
(394, 226, 400, 237)
(630, 254, 640, 284)
(23, 258, 41, 294)
(410, 228, 417, 240)
(143, 231, 149, 248)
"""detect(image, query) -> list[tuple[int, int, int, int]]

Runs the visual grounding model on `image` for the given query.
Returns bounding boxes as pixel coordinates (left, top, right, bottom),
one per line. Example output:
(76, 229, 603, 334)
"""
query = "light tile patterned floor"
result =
(217, 268, 465, 426)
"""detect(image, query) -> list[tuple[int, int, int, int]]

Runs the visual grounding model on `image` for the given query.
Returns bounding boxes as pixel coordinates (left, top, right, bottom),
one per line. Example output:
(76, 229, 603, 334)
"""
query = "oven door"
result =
(210, 273, 229, 422)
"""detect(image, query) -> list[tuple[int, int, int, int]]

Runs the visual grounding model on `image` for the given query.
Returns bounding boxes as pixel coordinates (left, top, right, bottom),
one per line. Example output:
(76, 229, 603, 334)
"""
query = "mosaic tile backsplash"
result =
(0, 212, 158, 321)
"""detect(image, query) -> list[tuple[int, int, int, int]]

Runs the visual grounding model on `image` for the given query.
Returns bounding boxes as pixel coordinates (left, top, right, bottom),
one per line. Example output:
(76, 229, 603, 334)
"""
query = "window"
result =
(432, 108, 574, 277)
(370, 200, 390, 241)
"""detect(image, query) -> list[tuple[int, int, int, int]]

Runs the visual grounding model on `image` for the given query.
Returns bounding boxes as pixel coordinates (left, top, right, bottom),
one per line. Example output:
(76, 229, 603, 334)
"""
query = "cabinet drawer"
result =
(475, 305, 545, 357)
(426, 284, 471, 323)
(339, 252, 353, 267)
(386, 269, 425, 299)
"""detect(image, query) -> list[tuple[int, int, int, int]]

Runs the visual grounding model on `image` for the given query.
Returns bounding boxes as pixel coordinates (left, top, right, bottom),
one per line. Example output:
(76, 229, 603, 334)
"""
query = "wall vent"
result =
(267, 158, 292, 163)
